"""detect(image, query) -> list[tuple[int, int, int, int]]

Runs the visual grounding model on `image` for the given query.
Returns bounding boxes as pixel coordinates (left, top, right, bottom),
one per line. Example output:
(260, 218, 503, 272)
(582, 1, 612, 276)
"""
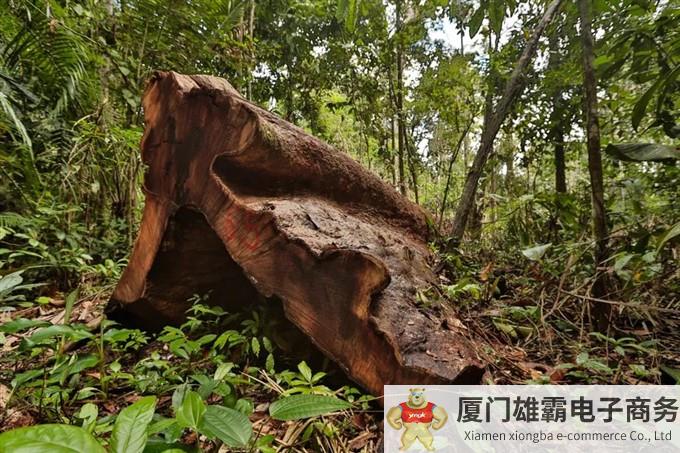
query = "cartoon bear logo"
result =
(386, 388, 448, 451)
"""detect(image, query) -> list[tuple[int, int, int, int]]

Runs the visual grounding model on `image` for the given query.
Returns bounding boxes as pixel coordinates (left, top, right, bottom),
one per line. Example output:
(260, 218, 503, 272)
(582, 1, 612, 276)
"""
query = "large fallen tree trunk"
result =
(107, 72, 483, 396)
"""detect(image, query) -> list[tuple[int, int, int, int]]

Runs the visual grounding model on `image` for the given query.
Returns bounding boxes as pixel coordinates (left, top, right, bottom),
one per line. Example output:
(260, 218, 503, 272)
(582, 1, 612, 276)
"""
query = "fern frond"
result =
(0, 212, 33, 229)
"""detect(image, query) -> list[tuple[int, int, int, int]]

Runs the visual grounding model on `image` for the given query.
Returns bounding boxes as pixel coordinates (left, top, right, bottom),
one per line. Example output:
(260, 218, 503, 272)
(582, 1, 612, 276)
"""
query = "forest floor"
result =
(1, 246, 679, 452)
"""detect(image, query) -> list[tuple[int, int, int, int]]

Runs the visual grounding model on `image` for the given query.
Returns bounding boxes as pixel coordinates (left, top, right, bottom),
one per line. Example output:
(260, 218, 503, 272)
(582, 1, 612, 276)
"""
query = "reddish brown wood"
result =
(107, 72, 483, 396)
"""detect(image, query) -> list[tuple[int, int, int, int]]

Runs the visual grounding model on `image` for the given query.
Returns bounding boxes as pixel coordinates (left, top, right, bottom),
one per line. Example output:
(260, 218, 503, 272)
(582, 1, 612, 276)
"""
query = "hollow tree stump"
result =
(107, 71, 483, 396)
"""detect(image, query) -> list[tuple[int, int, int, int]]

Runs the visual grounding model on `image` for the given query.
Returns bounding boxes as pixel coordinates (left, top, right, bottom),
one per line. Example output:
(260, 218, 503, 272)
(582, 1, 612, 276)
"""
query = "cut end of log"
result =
(107, 71, 484, 397)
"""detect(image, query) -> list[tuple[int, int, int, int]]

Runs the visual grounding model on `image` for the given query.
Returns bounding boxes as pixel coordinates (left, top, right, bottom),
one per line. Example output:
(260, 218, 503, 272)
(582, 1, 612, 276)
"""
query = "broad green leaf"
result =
(76, 403, 98, 433)
(196, 334, 216, 347)
(0, 93, 32, 149)
(11, 369, 42, 388)
(171, 383, 189, 412)
(63, 288, 79, 326)
(266, 353, 275, 372)
(146, 417, 178, 435)
(335, 0, 348, 22)
(488, 0, 504, 35)
(147, 417, 183, 444)
(0, 318, 50, 334)
(176, 390, 205, 430)
(53, 354, 99, 385)
(336, 0, 358, 33)
(193, 375, 218, 400)
(262, 337, 273, 353)
(660, 365, 680, 384)
(632, 76, 664, 129)
(583, 358, 613, 374)
(0, 424, 105, 453)
(347, 0, 358, 33)
(198, 405, 252, 447)
(256, 434, 276, 451)
(298, 361, 312, 382)
(22, 325, 93, 348)
(110, 396, 157, 453)
(492, 319, 517, 338)
(235, 398, 254, 415)
(613, 253, 635, 272)
(468, 3, 486, 37)
(269, 394, 351, 421)
(521, 243, 552, 261)
(214, 362, 234, 381)
(0, 270, 24, 296)
(633, 65, 680, 130)
(605, 143, 679, 162)
(656, 222, 680, 253)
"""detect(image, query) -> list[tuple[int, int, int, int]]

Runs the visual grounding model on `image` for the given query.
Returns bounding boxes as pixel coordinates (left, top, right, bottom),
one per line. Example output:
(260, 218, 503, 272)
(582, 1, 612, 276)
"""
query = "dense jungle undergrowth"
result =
(1, 0, 679, 451)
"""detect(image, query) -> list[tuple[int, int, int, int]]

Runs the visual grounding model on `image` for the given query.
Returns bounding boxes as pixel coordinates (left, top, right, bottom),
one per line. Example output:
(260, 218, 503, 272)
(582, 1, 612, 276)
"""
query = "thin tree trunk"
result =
(249, 0, 255, 43)
(438, 117, 474, 229)
(285, 67, 294, 122)
(454, 33, 495, 239)
(395, 0, 407, 196)
(247, 0, 256, 100)
(390, 116, 397, 185)
(387, 53, 404, 193)
(554, 129, 566, 193)
(547, 28, 567, 239)
(396, 74, 406, 196)
(548, 30, 567, 194)
(449, 0, 564, 243)
(489, 163, 497, 225)
(504, 153, 514, 191)
(578, 0, 611, 330)
(405, 129, 420, 203)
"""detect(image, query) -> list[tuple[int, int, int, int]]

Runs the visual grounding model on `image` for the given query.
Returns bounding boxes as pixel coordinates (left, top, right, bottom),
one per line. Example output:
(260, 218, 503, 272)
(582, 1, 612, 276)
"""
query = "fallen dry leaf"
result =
(0, 384, 10, 409)
(2, 409, 35, 431)
(348, 431, 376, 450)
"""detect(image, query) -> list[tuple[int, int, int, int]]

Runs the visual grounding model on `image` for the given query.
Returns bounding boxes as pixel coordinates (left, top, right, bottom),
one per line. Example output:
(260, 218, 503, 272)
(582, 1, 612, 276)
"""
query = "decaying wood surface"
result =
(107, 71, 483, 396)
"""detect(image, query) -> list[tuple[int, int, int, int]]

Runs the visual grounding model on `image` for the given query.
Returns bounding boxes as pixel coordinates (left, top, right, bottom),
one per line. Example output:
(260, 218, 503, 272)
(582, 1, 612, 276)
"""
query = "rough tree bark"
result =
(578, 0, 611, 330)
(449, 0, 564, 243)
(106, 72, 483, 397)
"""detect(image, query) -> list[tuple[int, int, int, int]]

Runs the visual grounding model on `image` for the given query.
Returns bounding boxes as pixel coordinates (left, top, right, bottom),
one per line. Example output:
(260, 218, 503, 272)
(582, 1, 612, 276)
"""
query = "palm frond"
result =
(0, 91, 31, 149)
(2, 13, 90, 115)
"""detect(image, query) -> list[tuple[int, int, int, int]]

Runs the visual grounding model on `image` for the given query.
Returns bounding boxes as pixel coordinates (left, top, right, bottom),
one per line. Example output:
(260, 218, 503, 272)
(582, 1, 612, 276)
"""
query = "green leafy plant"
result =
(554, 352, 615, 383)
(0, 270, 43, 303)
(110, 396, 157, 453)
(443, 279, 482, 301)
(589, 333, 657, 357)
(175, 390, 206, 432)
(279, 361, 332, 395)
(200, 405, 253, 448)
(269, 394, 352, 421)
(0, 424, 106, 453)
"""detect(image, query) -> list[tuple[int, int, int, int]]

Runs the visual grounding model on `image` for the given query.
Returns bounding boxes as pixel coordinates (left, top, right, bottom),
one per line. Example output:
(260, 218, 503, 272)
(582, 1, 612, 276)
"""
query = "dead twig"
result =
(559, 289, 680, 315)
